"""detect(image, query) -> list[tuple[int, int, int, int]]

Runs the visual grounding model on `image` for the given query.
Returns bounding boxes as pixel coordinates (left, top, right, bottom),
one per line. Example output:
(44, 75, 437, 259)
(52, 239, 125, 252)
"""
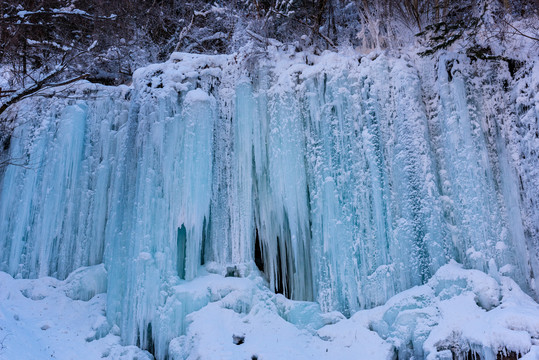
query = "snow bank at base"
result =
(3, 261, 533, 359)
(0, 265, 152, 360)
(361, 261, 539, 359)
(169, 261, 539, 360)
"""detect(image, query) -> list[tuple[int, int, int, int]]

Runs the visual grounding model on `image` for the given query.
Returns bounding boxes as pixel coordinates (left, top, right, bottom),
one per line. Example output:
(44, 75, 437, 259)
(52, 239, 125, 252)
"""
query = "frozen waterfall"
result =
(0, 51, 538, 359)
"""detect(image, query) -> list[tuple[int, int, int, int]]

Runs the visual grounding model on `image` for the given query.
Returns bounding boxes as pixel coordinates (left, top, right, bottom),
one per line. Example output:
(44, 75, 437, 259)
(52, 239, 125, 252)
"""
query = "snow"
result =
(0, 267, 152, 360)
(1, 262, 539, 359)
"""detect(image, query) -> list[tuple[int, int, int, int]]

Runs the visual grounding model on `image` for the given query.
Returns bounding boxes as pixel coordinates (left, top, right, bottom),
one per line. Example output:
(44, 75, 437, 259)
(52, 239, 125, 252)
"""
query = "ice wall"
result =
(0, 51, 537, 358)
(0, 96, 127, 279)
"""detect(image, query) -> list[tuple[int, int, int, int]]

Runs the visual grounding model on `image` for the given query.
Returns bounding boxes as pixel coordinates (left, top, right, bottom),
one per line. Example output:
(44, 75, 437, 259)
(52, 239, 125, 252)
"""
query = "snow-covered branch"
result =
(0, 64, 89, 117)
(3, 8, 117, 21)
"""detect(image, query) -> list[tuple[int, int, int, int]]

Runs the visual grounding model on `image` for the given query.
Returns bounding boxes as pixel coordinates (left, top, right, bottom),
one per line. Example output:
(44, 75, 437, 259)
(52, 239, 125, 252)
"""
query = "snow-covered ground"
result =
(1, 262, 538, 360)
(0, 265, 152, 360)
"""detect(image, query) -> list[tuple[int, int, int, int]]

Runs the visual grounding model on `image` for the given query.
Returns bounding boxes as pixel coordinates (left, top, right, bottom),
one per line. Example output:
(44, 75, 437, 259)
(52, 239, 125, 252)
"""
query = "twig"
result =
(174, 14, 195, 52)
(502, 19, 539, 42)
(0, 157, 34, 170)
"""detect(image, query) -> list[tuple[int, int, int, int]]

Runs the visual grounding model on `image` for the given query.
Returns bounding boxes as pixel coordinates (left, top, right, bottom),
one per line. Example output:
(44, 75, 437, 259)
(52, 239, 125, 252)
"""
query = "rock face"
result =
(0, 50, 538, 359)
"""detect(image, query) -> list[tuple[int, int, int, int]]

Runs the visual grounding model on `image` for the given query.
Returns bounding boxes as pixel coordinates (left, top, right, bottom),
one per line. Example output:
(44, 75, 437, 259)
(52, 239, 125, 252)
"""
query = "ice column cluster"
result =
(0, 52, 538, 357)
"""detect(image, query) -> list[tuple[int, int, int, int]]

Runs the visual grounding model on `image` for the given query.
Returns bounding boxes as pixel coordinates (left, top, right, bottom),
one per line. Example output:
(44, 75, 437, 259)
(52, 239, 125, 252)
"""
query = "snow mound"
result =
(0, 265, 150, 360)
(166, 262, 539, 360)
(63, 263, 108, 301)
(359, 261, 539, 359)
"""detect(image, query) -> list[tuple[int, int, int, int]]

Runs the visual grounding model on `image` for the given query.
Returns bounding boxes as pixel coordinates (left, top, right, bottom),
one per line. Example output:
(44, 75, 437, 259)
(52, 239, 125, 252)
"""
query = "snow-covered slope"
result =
(0, 265, 153, 360)
(1, 262, 539, 359)
(0, 48, 538, 359)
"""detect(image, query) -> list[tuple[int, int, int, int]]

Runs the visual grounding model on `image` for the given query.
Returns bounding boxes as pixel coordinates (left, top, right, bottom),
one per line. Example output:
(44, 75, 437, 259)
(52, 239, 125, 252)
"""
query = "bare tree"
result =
(0, 1, 120, 116)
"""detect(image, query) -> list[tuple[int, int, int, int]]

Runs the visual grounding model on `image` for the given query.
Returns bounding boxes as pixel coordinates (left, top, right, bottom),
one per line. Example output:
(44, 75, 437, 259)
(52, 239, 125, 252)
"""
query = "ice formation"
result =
(1, 50, 538, 359)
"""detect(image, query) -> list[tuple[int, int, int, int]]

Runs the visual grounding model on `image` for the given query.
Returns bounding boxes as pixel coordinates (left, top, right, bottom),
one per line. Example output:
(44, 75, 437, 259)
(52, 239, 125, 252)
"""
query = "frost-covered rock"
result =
(62, 264, 108, 301)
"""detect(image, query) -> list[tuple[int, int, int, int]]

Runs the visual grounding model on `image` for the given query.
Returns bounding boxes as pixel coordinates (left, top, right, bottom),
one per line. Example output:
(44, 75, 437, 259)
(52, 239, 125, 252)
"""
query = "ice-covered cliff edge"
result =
(0, 49, 538, 359)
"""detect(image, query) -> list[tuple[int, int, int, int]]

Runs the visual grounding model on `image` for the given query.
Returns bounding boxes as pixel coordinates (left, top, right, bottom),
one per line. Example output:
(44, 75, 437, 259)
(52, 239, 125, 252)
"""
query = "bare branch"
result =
(0, 157, 34, 170)
(502, 19, 539, 42)
(0, 70, 89, 117)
